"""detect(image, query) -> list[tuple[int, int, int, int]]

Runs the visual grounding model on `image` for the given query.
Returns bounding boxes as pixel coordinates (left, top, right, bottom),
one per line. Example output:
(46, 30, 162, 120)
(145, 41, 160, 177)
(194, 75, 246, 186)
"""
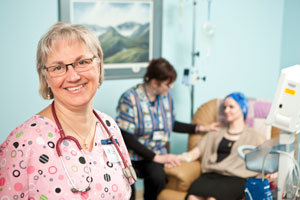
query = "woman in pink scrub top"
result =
(0, 22, 135, 200)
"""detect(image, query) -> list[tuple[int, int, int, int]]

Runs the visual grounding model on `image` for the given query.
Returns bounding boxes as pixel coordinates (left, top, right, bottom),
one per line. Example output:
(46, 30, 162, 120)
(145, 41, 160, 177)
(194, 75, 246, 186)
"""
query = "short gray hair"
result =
(36, 22, 104, 99)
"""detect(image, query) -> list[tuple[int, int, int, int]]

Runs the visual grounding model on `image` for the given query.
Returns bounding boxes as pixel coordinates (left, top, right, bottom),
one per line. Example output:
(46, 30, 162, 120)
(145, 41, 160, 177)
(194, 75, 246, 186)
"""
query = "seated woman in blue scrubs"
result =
(116, 58, 219, 200)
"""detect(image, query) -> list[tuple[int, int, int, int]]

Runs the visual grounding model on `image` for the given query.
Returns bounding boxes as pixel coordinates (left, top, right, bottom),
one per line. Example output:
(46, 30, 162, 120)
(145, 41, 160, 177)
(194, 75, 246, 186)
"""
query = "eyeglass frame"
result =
(43, 55, 98, 77)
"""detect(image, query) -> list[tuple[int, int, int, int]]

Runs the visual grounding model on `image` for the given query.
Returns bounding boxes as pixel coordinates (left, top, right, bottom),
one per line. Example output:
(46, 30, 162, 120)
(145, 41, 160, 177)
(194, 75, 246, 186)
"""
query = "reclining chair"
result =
(157, 98, 281, 200)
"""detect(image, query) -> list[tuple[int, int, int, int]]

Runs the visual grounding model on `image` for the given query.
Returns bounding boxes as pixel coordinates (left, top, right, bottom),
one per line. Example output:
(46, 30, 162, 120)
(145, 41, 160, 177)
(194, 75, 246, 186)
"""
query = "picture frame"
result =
(59, 0, 162, 79)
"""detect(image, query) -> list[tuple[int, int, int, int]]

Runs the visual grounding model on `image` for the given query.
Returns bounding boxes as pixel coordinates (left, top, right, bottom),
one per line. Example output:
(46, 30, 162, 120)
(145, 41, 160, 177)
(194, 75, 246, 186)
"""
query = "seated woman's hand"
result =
(153, 154, 181, 168)
(196, 122, 220, 133)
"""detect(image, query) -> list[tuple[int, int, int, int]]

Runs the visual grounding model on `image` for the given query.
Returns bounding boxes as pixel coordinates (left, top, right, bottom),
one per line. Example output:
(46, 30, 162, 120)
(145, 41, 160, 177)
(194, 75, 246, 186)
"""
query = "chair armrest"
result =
(164, 161, 201, 192)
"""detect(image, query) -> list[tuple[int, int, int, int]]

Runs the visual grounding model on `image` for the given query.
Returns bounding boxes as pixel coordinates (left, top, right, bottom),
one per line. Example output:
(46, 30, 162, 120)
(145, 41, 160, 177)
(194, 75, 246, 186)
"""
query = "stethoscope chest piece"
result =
(71, 186, 91, 193)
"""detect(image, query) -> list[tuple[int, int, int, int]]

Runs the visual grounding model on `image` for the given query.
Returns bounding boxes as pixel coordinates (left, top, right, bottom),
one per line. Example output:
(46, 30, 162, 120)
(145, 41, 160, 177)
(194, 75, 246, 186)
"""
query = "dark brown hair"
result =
(143, 58, 177, 84)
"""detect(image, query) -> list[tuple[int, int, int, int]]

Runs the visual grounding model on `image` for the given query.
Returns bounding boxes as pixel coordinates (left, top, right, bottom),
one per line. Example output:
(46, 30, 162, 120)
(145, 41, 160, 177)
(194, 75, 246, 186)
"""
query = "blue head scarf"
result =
(226, 92, 249, 119)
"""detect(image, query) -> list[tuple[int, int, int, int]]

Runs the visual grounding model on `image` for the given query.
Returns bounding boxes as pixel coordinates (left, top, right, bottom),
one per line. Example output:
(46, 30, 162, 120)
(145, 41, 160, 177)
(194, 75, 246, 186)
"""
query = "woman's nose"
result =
(224, 107, 229, 113)
(65, 66, 80, 81)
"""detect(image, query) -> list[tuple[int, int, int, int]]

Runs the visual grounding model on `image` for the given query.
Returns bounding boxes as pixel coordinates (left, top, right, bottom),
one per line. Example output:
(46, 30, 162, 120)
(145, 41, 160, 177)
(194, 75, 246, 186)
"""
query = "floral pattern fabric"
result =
(116, 84, 175, 161)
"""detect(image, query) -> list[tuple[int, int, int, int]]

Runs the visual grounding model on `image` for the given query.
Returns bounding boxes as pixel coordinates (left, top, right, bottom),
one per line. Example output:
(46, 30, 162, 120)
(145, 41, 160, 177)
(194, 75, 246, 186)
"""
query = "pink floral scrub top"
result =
(0, 111, 134, 200)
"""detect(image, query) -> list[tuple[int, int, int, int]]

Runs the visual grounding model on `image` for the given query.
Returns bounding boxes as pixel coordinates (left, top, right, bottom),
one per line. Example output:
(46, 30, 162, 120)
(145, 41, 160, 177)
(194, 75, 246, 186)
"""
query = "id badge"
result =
(152, 130, 165, 141)
(101, 139, 121, 163)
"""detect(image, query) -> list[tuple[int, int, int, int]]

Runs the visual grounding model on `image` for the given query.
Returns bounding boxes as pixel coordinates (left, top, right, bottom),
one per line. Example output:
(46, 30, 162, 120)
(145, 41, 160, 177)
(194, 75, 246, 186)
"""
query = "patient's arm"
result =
(177, 146, 201, 163)
(176, 131, 211, 163)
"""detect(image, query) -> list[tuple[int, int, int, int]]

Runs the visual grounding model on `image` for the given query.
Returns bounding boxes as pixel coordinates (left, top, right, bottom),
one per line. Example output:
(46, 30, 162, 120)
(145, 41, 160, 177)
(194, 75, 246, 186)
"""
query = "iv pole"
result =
(190, 0, 200, 120)
(190, 0, 209, 119)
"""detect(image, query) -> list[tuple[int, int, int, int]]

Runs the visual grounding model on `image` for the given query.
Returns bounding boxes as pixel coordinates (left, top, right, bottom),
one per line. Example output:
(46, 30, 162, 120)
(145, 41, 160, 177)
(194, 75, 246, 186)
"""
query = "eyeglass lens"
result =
(45, 56, 96, 77)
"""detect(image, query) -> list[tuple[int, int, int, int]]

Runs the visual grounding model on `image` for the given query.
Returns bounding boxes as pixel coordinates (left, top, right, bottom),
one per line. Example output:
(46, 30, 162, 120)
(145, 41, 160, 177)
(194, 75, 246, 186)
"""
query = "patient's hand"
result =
(164, 162, 178, 168)
(164, 154, 181, 168)
(153, 154, 181, 168)
(197, 122, 220, 133)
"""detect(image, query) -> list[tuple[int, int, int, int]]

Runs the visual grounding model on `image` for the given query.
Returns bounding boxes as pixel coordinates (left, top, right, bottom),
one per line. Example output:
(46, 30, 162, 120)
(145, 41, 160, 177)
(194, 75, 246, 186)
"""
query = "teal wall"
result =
(163, 0, 285, 153)
(0, 0, 298, 155)
(0, 0, 58, 137)
(280, 0, 300, 70)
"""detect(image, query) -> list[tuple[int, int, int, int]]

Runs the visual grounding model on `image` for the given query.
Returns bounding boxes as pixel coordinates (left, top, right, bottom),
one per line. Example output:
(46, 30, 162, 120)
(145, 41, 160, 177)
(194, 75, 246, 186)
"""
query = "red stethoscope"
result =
(51, 101, 137, 193)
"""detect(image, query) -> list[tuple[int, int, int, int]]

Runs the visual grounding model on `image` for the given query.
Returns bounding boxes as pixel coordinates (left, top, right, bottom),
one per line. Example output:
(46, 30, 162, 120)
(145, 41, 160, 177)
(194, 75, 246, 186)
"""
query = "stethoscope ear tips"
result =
(86, 186, 91, 192)
(71, 188, 79, 193)
(71, 186, 91, 193)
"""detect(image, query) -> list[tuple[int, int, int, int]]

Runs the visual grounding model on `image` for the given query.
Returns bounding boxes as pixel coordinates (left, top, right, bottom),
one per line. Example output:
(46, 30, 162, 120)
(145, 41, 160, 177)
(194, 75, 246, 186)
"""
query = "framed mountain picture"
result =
(59, 0, 162, 79)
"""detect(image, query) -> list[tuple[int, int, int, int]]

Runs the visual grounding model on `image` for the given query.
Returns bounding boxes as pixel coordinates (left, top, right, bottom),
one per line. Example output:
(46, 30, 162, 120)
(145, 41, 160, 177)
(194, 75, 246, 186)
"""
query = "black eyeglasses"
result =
(43, 56, 98, 77)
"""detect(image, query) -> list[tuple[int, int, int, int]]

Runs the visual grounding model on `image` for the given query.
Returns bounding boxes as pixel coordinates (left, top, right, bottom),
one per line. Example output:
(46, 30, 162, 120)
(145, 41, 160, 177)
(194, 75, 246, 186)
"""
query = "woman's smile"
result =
(65, 83, 86, 92)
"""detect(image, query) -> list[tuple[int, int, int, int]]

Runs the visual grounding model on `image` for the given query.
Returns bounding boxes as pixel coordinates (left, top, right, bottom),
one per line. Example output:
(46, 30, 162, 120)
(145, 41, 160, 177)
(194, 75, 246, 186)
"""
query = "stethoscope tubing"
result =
(93, 110, 129, 169)
(50, 101, 136, 193)
(56, 135, 81, 157)
(51, 102, 93, 192)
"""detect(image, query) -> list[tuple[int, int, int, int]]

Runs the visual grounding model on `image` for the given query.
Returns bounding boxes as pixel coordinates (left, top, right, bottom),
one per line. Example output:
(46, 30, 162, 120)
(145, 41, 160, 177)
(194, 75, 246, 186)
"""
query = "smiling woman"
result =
(0, 22, 136, 199)
(176, 92, 267, 200)
(43, 39, 100, 108)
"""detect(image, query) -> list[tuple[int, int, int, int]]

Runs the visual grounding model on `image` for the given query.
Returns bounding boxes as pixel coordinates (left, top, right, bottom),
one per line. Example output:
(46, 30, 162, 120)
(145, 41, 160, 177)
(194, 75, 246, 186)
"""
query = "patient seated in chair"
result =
(174, 92, 267, 200)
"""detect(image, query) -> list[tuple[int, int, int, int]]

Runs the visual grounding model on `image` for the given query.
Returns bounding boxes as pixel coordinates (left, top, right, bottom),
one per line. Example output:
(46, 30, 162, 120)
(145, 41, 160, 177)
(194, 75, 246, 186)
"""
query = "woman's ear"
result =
(150, 79, 159, 88)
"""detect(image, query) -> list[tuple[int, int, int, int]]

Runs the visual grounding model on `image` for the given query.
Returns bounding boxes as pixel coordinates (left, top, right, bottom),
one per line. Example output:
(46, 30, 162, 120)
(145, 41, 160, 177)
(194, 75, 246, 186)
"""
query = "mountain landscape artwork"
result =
(72, 0, 152, 68)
